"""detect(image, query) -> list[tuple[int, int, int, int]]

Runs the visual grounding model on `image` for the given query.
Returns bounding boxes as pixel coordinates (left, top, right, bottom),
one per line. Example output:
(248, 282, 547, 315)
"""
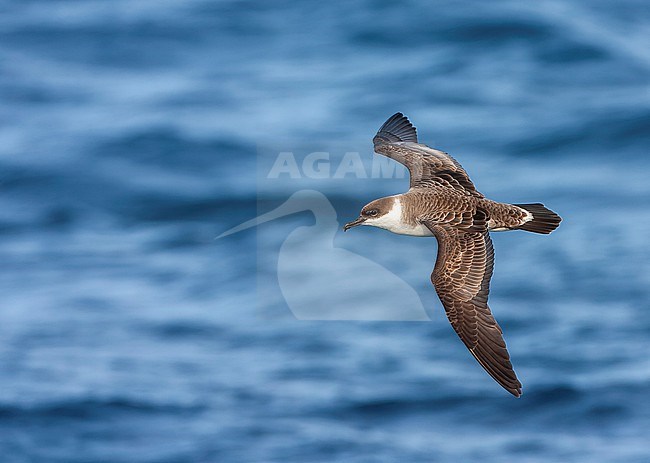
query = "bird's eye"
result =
(366, 209, 378, 217)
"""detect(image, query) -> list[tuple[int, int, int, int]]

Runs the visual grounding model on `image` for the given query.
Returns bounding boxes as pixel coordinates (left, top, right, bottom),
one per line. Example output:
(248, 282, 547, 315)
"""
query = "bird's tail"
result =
(513, 203, 562, 234)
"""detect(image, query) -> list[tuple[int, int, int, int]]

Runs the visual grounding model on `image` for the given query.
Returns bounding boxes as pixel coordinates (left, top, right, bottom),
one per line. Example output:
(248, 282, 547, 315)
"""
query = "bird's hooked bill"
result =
(343, 217, 365, 231)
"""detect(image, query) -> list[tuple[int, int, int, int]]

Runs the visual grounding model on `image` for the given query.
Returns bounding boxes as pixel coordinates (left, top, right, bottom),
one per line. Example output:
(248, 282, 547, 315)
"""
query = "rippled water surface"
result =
(1, 1, 649, 462)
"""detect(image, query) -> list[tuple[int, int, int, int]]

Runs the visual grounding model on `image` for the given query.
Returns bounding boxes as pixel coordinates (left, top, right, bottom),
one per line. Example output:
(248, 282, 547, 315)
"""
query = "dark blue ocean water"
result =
(1, 1, 649, 462)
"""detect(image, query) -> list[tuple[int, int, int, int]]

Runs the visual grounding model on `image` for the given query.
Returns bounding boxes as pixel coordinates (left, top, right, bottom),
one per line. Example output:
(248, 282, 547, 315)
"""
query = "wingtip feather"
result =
(373, 112, 418, 144)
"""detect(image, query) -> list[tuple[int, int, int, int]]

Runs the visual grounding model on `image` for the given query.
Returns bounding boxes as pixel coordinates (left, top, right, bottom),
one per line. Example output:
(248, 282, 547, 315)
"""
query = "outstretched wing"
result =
(373, 113, 483, 198)
(424, 221, 522, 397)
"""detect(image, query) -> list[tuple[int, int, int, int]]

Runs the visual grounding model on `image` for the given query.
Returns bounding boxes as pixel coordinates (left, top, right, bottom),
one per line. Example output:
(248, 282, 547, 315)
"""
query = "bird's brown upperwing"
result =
(373, 113, 484, 198)
(424, 221, 523, 397)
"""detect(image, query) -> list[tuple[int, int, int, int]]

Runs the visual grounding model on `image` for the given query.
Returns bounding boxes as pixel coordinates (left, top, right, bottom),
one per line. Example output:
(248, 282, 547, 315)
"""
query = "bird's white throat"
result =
(364, 197, 433, 237)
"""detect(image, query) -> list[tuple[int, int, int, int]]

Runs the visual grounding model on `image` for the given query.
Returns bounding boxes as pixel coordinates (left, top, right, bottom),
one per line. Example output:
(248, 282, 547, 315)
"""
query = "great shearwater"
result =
(344, 113, 561, 397)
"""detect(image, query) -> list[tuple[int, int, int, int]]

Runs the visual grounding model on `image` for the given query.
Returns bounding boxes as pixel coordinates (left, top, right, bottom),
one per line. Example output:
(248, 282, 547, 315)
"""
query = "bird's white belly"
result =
(383, 221, 434, 236)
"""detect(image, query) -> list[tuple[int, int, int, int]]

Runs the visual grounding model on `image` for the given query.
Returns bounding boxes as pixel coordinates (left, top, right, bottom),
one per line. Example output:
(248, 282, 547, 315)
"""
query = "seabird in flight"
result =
(344, 113, 562, 397)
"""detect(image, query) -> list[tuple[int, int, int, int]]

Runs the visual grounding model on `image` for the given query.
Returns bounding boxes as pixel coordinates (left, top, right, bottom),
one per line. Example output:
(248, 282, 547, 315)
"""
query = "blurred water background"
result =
(1, 0, 649, 462)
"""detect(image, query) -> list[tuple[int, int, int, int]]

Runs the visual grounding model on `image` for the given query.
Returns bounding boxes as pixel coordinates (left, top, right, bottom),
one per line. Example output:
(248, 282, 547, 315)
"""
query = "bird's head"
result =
(344, 197, 397, 231)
